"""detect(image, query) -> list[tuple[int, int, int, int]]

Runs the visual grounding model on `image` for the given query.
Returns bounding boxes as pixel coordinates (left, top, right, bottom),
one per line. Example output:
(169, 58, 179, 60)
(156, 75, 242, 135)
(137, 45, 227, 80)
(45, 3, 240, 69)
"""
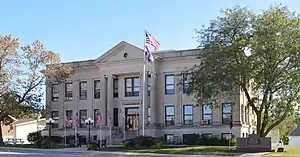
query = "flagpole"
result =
(142, 27, 147, 136)
(64, 118, 67, 147)
(99, 120, 102, 148)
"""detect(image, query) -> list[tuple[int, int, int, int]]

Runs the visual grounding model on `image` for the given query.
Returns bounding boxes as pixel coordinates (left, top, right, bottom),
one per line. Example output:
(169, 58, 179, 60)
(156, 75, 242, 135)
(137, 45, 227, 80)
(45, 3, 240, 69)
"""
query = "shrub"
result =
(123, 136, 158, 149)
(153, 140, 163, 149)
(183, 134, 200, 145)
(27, 131, 43, 144)
(197, 136, 237, 146)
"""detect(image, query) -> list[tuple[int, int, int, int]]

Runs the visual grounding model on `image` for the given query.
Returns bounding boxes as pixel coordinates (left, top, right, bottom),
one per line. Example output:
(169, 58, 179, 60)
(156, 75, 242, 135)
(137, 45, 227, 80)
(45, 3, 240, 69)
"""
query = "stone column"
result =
(100, 75, 107, 126)
(150, 72, 157, 125)
(107, 75, 113, 126)
(59, 83, 64, 129)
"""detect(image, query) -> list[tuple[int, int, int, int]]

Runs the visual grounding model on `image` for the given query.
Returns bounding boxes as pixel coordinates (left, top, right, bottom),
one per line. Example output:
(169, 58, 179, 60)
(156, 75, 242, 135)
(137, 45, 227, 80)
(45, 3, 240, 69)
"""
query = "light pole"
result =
(85, 118, 94, 144)
(45, 118, 55, 147)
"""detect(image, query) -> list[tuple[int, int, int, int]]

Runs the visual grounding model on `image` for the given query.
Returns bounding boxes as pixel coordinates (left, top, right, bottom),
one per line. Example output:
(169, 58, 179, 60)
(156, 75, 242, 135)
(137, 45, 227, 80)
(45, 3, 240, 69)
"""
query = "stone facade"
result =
(45, 41, 257, 144)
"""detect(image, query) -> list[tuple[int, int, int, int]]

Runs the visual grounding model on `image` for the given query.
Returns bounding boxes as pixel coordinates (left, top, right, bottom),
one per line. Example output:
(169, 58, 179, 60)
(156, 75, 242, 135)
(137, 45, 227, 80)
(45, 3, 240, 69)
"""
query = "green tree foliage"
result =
(186, 5, 300, 137)
(275, 115, 299, 144)
(0, 35, 74, 143)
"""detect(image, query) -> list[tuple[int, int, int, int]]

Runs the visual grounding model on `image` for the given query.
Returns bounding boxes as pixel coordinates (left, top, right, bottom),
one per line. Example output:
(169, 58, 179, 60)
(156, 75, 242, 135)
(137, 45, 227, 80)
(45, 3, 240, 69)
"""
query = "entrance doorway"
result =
(125, 107, 139, 131)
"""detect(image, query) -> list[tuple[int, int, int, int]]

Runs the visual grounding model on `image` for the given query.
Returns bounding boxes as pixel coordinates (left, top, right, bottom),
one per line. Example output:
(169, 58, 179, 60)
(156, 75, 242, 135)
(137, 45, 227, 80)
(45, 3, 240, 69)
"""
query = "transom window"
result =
(165, 74, 175, 95)
(79, 81, 87, 100)
(125, 77, 140, 97)
(222, 103, 233, 124)
(165, 105, 175, 126)
(202, 104, 213, 125)
(183, 105, 193, 125)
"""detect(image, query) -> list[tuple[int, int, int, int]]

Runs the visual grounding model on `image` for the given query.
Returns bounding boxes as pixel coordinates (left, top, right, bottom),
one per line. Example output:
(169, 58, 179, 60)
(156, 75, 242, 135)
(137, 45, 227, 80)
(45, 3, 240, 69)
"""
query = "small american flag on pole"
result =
(73, 116, 79, 127)
(97, 113, 102, 124)
(145, 30, 160, 52)
(65, 116, 71, 127)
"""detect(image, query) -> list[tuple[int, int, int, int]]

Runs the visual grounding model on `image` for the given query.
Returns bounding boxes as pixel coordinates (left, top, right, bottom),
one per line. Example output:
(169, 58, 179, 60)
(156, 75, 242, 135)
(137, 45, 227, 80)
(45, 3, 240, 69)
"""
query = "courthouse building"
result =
(45, 41, 257, 144)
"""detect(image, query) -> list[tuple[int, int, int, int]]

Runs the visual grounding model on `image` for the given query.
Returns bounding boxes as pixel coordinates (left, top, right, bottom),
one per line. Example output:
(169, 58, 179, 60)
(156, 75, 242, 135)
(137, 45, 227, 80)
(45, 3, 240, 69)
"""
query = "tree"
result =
(0, 34, 74, 143)
(185, 5, 300, 137)
(275, 115, 299, 144)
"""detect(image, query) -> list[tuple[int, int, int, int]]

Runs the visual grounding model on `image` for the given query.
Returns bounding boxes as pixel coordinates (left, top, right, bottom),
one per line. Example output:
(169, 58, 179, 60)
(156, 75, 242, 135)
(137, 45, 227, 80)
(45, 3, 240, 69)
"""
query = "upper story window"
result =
(113, 78, 119, 98)
(125, 77, 139, 97)
(202, 104, 213, 125)
(183, 105, 193, 125)
(79, 81, 87, 100)
(51, 84, 60, 102)
(147, 75, 151, 96)
(165, 105, 175, 126)
(222, 103, 233, 124)
(165, 74, 175, 95)
(183, 73, 191, 93)
(222, 80, 232, 91)
(94, 80, 100, 99)
(65, 83, 73, 101)
(51, 111, 59, 128)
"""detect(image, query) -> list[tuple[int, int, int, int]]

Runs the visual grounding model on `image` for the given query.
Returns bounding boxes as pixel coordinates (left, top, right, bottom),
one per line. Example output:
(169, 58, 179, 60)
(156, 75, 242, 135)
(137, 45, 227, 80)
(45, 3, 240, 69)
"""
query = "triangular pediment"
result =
(95, 41, 145, 63)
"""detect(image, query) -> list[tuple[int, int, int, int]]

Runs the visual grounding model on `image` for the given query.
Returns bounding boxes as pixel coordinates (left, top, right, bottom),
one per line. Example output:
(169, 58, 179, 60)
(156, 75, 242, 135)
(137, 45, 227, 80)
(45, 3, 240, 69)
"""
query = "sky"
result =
(1, 0, 300, 63)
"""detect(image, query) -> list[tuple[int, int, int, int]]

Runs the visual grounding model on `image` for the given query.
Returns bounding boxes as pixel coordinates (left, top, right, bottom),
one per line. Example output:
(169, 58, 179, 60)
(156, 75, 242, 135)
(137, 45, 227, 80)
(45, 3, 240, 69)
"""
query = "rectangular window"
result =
(222, 80, 232, 91)
(51, 111, 59, 128)
(165, 74, 175, 95)
(222, 103, 233, 124)
(183, 73, 191, 93)
(147, 75, 151, 96)
(202, 133, 213, 139)
(94, 80, 100, 99)
(183, 105, 193, 125)
(222, 133, 232, 140)
(165, 105, 175, 126)
(202, 104, 213, 125)
(79, 109, 87, 128)
(66, 110, 73, 128)
(164, 134, 174, 144)
(113, 78, 119, 98)
(65, 83, 72, 101)
(125, 77, 140, 97)
(94, 109, 100, 127)
(51, 84, 59, 102)
(79, 81, 87, 100)
(148, 106, 150, 125)
(113, 108, 119, 127)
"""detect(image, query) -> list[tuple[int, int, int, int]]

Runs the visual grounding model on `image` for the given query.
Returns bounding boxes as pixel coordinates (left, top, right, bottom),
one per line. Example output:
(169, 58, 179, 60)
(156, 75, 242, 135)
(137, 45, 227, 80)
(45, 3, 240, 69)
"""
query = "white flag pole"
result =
(99, 115, 102, 148)
(142, 28, 147, 136)
(64, 118, 67, 147)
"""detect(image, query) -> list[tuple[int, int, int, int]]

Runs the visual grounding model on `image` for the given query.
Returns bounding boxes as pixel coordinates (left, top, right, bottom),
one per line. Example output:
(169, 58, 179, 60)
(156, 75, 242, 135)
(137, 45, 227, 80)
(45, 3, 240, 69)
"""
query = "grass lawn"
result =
(99, 146, 238, 156)
(1, 143, 67, 149)
(263, 146, 300, 157)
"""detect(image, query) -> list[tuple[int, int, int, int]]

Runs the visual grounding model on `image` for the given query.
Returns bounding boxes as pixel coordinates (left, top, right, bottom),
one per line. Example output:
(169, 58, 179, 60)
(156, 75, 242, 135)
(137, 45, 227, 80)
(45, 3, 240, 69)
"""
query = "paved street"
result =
(0, 147, 265, 157)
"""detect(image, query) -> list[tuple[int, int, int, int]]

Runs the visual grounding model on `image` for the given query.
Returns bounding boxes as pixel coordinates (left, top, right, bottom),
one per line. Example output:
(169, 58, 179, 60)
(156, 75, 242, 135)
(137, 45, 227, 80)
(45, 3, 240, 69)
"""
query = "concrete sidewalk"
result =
(0, 147, 267, 157)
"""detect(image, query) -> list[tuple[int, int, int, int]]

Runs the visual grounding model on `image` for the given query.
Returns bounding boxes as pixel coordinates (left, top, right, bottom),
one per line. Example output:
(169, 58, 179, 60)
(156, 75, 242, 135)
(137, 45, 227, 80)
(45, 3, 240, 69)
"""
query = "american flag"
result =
(65, 116, 71, 127)
(97, 113, 102, 124)
(145, 44, 154, 63)
(145, 30, 160, 52)
(73, 116, 79, 127)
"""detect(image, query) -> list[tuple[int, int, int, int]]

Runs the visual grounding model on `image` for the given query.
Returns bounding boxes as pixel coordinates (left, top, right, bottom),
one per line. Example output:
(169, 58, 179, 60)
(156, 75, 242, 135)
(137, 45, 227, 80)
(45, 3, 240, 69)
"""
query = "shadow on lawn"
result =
(99, 146, 242, 156)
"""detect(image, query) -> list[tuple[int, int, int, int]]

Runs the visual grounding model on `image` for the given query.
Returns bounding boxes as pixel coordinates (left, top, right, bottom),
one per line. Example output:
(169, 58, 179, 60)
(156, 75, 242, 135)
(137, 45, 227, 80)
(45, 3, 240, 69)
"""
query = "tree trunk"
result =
(256, 113, 263, 137)
(0, 123, 4, 144)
